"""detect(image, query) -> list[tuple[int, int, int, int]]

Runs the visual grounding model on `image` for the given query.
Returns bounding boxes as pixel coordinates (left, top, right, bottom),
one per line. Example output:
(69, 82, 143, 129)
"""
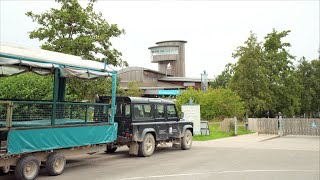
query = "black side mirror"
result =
(181, 112, 184, 119)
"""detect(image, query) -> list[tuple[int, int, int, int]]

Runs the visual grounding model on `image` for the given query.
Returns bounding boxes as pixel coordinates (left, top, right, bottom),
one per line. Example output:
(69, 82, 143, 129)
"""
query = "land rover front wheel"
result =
(138, 133, 155, 157)
(181, 129, 192, 150)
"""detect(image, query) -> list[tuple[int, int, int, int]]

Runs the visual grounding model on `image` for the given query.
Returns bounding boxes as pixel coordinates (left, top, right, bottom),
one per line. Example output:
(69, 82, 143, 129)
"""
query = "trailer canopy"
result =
(0, 43, 114, 79)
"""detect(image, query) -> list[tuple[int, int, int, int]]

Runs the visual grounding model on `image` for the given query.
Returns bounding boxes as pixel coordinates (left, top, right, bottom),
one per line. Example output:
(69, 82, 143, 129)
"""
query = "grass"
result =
(193, 123, 254, 141)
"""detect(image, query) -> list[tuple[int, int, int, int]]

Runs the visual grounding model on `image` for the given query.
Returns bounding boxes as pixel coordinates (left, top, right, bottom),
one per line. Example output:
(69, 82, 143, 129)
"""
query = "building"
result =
(118, 40, 208, 97)
(148, 40, 186, 77)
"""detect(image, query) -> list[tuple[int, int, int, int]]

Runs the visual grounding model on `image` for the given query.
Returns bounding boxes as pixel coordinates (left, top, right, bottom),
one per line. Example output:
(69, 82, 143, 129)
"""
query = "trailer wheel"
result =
(46, 153, 66, 176)
(138, 133, 155, 157)
(15, 155, 40, 180)
(181, 129, 192, 150)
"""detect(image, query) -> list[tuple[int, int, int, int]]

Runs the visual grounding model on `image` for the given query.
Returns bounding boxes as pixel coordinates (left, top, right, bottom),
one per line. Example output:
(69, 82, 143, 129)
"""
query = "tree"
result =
(123, 81, 144, 97)
(211, 63, 234, 89)
(229, 32, 269, 117)
(24, 0, 127, 101)
(26, 0, 127, 67)
(201, 88, 245, 119)
(296, 57, 320, 117)
(262, 29, 301, 116)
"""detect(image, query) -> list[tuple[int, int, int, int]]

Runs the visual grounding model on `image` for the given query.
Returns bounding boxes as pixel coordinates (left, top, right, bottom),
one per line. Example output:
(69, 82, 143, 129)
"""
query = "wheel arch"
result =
(182, 125, 193, 137)
(135, 128, 156, 142)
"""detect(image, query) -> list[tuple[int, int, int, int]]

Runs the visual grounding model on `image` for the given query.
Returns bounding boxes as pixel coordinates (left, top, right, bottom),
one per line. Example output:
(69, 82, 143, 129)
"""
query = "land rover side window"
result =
(155, 104, 165, 118)
(115, 104, 122, 117)
(125, 104, 131, 118)
(133, 104, 152, 119)
(167, 105, 177, 118)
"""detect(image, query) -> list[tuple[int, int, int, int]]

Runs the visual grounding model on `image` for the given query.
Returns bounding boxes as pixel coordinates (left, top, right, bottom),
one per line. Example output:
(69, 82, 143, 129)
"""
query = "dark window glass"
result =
(155, 104, 165, 118)
(133, 104, 152, 119)
(167, 105, 177, 118)
(125, 104, 131, 118)
(115, 104, 122, 117)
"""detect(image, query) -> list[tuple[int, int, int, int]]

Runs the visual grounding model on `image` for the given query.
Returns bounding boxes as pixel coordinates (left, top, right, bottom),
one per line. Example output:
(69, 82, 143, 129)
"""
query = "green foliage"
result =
(296, 58, 320, 117)
(123, 81, 144, 97)
(66, 77, 119, 101)
(216, 29, 309, 117)
(26, 0, 127, 67)
(229, 32, 269, 117)
(176, 87, 245, 120)
(175, 87, 202, 115)
(262, 29, 301, 116)
(0, 73, 71, 101)
(211, 63, 234, 89)
(0, 73, 53, 100)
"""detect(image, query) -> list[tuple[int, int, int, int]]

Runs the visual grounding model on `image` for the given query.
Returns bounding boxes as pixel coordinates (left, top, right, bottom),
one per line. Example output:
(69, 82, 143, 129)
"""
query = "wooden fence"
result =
(219, 118, 234, 132)
(257, 118, 278, 135)
(282, 118, 320, 136)
(250, 118, 320, 136)
(248, 118, 258, 132)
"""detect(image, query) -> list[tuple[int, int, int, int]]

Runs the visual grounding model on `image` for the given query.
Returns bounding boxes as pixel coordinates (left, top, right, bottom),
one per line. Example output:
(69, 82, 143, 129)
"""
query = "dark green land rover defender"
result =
(96, 96, 193, 157)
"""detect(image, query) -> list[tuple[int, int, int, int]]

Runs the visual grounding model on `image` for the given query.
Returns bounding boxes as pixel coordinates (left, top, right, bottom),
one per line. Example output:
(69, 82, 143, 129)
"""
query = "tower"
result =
(148, 40, 187, 77)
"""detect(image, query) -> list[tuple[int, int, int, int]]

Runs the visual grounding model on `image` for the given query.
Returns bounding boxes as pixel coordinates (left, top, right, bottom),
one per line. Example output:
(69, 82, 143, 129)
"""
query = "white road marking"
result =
(119, 169, 318, 180)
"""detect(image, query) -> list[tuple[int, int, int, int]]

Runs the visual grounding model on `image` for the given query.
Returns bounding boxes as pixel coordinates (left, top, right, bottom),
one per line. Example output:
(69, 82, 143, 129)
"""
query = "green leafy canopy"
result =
(26, 0, 128, 67)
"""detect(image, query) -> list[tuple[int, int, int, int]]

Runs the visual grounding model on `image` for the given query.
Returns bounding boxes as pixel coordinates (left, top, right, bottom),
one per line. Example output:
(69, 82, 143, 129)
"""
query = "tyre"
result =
(15, 155, 40, 180)
(46, 153, 66, 176)
(181, 129, 192, 150)
(138, 133, 155, 157)
(106, 145, 117, 153)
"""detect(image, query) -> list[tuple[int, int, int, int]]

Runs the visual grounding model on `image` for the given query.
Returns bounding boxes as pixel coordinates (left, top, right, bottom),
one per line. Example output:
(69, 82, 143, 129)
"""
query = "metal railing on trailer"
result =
(0, 100, 111, 130)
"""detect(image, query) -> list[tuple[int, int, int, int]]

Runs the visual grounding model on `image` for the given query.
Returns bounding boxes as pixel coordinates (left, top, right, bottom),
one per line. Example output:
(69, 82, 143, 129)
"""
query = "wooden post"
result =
(6, 101, 13, 128)
(234, 117, 237, 135)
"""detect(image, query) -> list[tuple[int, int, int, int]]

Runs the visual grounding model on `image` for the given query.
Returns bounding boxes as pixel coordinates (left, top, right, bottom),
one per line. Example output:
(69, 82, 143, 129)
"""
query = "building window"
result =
(151, 47, 179, 56)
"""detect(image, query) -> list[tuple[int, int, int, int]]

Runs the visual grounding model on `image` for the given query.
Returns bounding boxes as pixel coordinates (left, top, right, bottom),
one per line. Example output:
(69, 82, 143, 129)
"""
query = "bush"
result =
(176, 87, 245, 120)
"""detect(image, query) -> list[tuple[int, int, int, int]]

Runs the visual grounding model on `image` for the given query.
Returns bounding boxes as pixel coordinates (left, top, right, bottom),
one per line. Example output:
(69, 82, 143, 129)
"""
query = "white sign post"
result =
(181, 104, 201, 135)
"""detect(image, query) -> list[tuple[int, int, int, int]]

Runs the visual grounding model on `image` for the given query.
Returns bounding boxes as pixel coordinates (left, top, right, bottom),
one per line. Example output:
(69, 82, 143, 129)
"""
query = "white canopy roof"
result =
(0, 43, 116, 79)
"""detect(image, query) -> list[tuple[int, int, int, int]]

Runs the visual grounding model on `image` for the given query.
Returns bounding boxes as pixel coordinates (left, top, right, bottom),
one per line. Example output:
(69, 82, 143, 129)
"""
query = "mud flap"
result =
(129, 142, 139, 156)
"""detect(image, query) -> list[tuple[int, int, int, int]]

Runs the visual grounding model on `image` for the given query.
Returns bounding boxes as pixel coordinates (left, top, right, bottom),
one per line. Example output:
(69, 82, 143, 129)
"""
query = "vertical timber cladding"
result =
(151, 40, 187, 77)
(181, 104, 200, 135)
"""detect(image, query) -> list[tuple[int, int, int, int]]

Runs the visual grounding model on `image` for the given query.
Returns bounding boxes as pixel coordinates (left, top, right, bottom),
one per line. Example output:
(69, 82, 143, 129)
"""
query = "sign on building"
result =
(158, 90, 180, 95)
(181, 104, 200, 135)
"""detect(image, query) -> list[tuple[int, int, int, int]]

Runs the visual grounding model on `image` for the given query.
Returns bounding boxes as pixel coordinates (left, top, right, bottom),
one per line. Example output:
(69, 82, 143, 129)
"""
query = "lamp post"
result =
(201, 70, 208, 92)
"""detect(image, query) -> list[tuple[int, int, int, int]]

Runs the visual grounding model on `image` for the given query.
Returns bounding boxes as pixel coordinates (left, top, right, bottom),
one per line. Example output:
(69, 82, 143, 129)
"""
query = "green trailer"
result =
(0, 43, 118, 180)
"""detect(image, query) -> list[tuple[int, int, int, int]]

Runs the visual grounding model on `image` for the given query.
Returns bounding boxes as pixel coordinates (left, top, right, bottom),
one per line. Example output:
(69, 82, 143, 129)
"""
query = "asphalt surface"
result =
(2, 135, 319, 180)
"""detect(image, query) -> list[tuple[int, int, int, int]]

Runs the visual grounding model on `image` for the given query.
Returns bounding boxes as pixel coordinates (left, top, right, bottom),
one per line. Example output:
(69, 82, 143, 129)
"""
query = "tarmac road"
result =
(2, 134, 319, 180)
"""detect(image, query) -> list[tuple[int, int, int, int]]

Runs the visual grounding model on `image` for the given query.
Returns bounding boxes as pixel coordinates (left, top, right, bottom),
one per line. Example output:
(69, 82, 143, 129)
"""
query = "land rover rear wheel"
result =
(138, 133, 155, 157)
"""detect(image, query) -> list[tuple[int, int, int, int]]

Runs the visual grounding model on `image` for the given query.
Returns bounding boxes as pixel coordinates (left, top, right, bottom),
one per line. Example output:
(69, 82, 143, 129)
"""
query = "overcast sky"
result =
(1, 0, 319, 78)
